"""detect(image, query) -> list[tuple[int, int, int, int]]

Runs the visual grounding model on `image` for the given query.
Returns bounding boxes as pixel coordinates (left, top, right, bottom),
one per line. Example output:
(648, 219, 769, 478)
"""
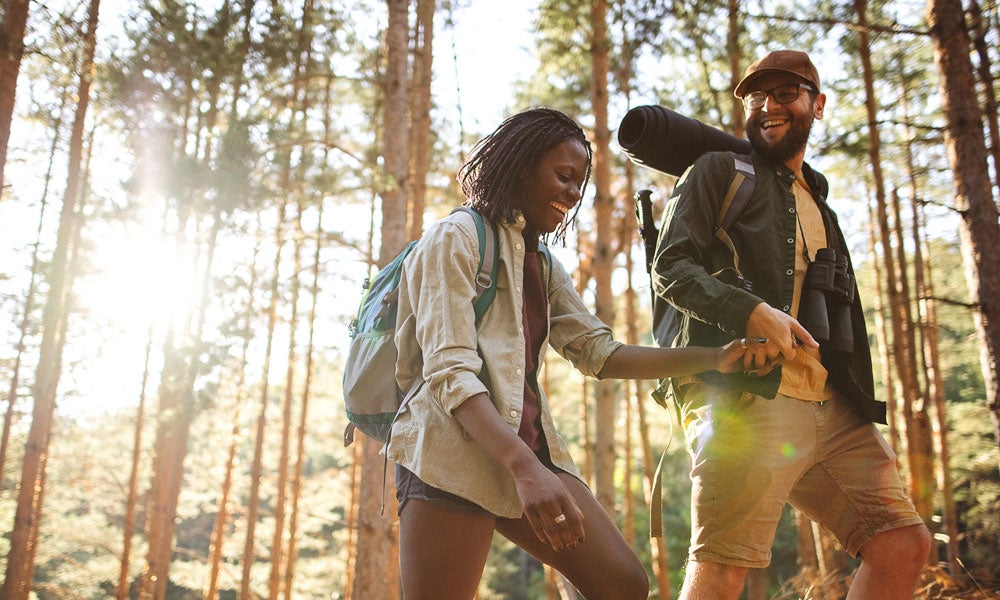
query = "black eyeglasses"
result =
(742, 83, 815, 110)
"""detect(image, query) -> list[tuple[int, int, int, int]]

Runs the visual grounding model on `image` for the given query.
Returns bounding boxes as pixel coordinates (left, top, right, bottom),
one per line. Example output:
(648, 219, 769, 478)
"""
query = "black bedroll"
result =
(617, 105, 750, 177)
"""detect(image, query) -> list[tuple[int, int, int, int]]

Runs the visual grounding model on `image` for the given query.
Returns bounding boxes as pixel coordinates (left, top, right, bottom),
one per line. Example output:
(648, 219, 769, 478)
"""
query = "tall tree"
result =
(0, 0, 31, 195)
(351, 1, 409, 598)
(588, 0, 618, 516)
(854, 0, 934, 521)
(407, 0, 434, 239)
(926, 0, 1000, 452)
(0, 0, 100, 596)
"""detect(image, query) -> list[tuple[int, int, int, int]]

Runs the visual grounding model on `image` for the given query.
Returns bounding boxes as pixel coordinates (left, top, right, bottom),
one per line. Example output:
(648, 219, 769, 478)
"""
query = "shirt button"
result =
(788, 207, 796, 213)
(509, 409, 518, 418)
(786, 269, 794, 276)
(782, 305, 790, 312)
(516, 286, 522, 294)
(515, 243, 522, 250)
(787, 237, 794, 244)
(516, 368, 523, 376)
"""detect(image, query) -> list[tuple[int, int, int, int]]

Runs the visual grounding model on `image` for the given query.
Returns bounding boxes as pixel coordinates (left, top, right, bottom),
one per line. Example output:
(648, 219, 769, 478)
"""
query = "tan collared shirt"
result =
(778, 174, 834, 401)
(388, 209, 622, 518)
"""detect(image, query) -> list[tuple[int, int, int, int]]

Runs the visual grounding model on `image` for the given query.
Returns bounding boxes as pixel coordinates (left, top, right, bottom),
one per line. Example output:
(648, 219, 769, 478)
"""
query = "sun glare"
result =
(82, 215, 198, 336)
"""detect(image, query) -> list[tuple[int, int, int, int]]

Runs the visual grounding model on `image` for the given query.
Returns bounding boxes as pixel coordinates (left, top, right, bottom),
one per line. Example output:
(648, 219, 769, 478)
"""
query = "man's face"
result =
(743, 72, 825, 165)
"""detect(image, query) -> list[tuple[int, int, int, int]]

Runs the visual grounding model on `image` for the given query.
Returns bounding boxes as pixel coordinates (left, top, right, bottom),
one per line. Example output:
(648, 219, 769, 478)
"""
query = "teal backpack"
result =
(342, 206, 499, 446)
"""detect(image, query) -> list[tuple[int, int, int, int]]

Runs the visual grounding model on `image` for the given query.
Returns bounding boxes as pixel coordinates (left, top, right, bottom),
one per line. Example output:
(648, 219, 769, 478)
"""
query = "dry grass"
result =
(768, 564, 1000, 600)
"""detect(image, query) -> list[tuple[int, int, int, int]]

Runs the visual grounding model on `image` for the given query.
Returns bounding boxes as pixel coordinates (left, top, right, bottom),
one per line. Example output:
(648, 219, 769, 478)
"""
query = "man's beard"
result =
(746, 113, 814, 163)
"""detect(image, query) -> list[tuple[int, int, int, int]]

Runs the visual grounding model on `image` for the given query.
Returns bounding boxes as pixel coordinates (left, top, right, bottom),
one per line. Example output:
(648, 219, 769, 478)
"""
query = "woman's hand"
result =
(509, 458, 585, 552)
(453, 393, 584, 551)
(716, 337, 772, 374)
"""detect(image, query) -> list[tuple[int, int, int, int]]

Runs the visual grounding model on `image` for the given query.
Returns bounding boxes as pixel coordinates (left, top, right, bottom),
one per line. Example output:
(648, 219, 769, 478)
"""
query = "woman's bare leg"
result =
(398, 499, 497, 600)
(496, 473, 649, 599)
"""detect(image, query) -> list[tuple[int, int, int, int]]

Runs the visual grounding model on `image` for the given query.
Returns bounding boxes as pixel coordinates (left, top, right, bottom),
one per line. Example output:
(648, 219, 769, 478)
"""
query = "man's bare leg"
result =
(847, 524, 931, 600)
(678, 560, 748, 600)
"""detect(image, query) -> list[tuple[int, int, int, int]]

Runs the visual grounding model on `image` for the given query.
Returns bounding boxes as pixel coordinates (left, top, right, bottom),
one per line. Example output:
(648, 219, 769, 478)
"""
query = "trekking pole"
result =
(634, 189, 658, 275)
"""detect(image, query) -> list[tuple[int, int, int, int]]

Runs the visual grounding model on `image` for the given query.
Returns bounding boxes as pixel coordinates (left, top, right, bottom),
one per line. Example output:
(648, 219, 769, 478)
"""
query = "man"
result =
(651, 49, 930, 599)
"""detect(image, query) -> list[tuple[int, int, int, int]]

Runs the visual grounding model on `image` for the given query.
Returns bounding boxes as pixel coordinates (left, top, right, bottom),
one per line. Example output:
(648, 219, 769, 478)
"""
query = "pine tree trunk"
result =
(855, 0, 934, 522)
(0, 0, 99, 595)
(589, 0, 618, 516)
(725, 0, 744, 138)
(352, 2, 409, 597)
(283, 204, 323, 599)
(637, 397, 672, 600)
(206, 214, 262, 600)
(268, 203, 303, 599)
(407, 0, 434, 241)
(239, 200, 288, 599)
(968, 0, 1000, 199)
(117, 335, 153, 599)
(927, 0, 1000, 454)
(890, 188, 935, 522)
(865, 198, 899, 453)
(914, 199, 962, 577)
(0, 0, 31, 194)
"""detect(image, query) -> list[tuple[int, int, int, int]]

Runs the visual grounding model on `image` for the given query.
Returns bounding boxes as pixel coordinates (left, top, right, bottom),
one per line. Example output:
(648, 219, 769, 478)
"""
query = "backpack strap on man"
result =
(713, 153, 755, 283)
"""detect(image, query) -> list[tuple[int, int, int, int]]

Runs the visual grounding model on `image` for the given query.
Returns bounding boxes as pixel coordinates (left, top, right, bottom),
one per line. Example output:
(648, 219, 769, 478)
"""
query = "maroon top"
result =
(517, 251, 548, 451)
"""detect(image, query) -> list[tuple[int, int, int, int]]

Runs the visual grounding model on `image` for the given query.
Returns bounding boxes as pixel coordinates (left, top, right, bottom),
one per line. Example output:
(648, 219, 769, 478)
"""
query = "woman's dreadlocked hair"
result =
(459, 108, 593, 244)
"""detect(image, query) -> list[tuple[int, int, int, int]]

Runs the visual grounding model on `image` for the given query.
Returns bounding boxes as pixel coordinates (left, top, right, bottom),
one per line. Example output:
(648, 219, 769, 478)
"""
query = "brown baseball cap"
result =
(734, 49, 821, 98)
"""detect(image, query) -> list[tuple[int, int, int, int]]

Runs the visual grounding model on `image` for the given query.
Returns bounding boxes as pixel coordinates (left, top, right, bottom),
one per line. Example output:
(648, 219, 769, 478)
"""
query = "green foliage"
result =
(947, 403, 1000, 578)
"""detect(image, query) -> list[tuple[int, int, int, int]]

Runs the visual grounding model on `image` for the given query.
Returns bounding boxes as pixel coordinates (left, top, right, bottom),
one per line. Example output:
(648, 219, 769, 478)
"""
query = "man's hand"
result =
(744, 302, 818, 374)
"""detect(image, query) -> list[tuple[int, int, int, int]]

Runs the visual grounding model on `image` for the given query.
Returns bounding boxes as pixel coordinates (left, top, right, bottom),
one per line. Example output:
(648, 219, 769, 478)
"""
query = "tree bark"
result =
(589, 0, 618, 517)
(0, 0, 31, 195)
(890, 187, 936, 522)
(238, 200, 288, 600)
(351, 2, 410, 598)
(117, 335, 153, 600)
(407, 0, 434, 241)
(968, 0, 1000, 201)
(865, 198, 899, 453)
(283, 203, 323, 599)
(855, 0, 934, 521)
(927, 0, 1000, 456)
(0, 0, 99, 595)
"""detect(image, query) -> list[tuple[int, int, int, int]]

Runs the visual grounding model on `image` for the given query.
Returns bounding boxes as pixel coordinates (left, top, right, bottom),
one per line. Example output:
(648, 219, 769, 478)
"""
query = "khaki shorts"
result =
(680, 383, 924, 569)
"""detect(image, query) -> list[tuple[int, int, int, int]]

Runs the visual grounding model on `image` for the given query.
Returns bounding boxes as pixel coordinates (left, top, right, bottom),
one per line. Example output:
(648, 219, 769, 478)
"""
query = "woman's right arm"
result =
(452, 393, 584, 552)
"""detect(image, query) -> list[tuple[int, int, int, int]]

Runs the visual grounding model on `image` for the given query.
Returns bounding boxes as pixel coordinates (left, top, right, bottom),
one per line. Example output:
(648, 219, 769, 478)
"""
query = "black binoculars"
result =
(798, 248, 855, 352)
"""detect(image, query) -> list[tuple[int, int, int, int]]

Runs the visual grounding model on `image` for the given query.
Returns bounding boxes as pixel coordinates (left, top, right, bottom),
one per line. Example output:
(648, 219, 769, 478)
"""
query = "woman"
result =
(387, 108, 752, 599)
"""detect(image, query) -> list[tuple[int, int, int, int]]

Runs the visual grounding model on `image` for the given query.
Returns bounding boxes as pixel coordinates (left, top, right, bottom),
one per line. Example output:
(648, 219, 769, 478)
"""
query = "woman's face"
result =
(515, 139, 589, 237)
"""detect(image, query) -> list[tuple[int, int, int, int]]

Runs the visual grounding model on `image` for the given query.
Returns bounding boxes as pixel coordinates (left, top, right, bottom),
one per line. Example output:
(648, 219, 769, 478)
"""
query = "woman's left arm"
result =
(597, 342, 747, 380)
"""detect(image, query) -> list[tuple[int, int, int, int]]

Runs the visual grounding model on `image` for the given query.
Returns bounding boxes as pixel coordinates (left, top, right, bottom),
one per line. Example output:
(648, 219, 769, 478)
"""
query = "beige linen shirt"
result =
(387, 208, 622, 518)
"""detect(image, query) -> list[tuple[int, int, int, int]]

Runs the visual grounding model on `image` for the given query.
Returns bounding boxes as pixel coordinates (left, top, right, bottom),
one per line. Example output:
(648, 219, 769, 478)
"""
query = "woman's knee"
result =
(619, 558, 651, 598)
(574, 553, 648, 599)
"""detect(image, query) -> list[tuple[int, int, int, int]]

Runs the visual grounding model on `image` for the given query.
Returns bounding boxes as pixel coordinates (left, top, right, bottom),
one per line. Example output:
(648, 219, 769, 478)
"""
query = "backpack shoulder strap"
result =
(538, 242, 553, 286)
(450, 206, 499, 323)
(713, 153, 756, 276)
(716, 153, 755, 231)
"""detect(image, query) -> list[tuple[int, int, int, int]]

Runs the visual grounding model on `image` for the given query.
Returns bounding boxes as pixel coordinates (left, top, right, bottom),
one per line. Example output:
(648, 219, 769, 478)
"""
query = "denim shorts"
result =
(680, 384, 924, 568)
(395, 444, 563, 517)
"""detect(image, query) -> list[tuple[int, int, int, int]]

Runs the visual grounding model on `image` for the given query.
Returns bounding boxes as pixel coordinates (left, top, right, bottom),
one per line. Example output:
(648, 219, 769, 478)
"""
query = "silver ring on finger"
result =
(553, 514, 567, 524)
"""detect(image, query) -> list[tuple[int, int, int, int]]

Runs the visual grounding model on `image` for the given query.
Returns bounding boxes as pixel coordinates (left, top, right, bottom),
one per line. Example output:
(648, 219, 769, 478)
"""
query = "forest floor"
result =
(771, 564, 1000, 599)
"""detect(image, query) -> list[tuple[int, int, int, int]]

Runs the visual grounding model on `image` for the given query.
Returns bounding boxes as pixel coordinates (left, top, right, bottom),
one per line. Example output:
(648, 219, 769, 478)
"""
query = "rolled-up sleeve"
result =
(546, 255, 623, 378)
